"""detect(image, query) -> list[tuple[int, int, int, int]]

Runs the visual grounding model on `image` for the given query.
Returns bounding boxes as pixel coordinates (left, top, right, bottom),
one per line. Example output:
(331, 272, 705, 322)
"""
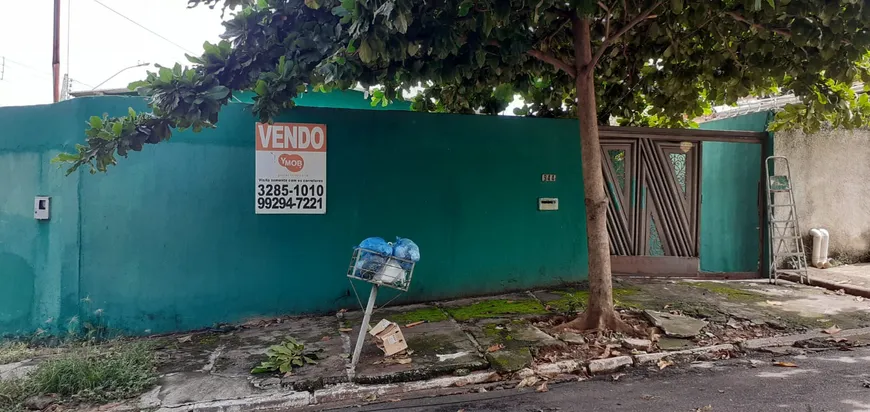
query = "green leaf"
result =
(128, 107, 137, 118)
(51, 153, 79, 164)
(358, 39, 374, 63)
(257, 0, 268, 9)
(766, 0, 775, 8)
(158, 67, 173, 83)
(204, 85, 230, 101)
(127, 80, 149, 91)
(407, 43, 421, 56)
(112, 122, 123, 137)
(670, 0, 683, 14)
(458, 0, 473, 17)
(394, 13, 408, 34)
(255, 80, 268, 96)
(304, 0, 320, 9)
(89, 116, 103, 129)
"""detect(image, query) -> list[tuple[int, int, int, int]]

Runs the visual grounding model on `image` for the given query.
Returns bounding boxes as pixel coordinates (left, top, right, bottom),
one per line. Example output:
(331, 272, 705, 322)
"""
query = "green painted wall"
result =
(0, 103, 83, 335)
(697, 112, 771, 273)
(0, 95, 771, 336)
(236, 89, 412, 111)
(0, 96, 586, 336)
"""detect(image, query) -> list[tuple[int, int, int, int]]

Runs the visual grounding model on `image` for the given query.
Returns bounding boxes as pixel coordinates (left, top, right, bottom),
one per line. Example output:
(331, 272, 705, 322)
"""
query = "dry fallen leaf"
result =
(363, 394, 377, 402)
(177, 335, 192, 343)
(516, 376, 539, 388)
(657, 359, 674, 370)
(836, 289, 846, 296)
(487, 343, 505, 353)
(765, 300, 783, 306)
(397, 358, 412, 365)
(320, 336, 331, 342)
(405, 321, 425, 328)
(339, 328, 353, 333)
(774, 362, 798, 367)
(694, 406, 713, 412)
(338, 308, 348, 313)
(536, 382, 549, 393)
(823, 325, 842, 335)
(611, 373, 625, 381)
(857, 296, 865, 302)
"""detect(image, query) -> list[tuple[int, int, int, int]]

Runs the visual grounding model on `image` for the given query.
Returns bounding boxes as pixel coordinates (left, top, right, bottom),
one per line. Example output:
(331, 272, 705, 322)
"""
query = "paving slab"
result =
(809, 264, 870, 290)
(615, 279, 870, 331)
(207, 316, 347, 391)
(151, 372, 258, 407)
(644, 310, 708, 338)
(350, 318, 487, 384)
(466, 318, 563, 352)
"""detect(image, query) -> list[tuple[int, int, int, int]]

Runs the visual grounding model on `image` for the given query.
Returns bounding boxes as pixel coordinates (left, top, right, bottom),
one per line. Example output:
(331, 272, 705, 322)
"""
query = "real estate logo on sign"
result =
(255, 122, 326, 214)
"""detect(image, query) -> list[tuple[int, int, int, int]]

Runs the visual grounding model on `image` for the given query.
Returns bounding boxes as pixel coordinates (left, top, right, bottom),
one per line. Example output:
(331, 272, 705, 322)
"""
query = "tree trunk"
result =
(558, 16, 630, 332)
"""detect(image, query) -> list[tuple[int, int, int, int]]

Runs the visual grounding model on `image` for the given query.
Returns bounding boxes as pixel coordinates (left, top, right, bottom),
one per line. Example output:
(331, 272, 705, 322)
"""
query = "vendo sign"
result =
(255, 122, 326, 215)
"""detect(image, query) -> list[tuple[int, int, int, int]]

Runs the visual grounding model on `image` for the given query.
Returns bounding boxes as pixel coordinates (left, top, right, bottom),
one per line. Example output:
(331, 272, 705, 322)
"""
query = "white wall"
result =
(774, 127, 870, 257)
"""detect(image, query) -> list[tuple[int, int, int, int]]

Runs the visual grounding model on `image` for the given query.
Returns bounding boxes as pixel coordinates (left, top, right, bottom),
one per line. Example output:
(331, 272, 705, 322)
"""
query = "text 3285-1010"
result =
(256, 184, 324, 210)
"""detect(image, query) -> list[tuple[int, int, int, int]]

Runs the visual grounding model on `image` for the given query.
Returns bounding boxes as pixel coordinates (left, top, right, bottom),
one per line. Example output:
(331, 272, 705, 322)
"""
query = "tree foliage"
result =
(54, 0, 870, 173)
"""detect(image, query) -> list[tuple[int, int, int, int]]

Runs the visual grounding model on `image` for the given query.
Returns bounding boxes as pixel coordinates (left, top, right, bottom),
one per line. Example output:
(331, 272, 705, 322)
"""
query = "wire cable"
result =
(90, 0, 196, 55)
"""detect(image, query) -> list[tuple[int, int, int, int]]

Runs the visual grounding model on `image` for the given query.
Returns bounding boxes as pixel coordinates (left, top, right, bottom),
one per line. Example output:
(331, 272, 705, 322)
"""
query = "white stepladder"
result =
(764, 156, 809, 285)
(345, 247, 416, 376)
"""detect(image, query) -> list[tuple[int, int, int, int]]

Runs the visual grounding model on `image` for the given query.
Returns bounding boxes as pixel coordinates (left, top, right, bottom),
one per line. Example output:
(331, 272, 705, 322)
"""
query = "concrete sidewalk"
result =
(6, 278, 870, 411)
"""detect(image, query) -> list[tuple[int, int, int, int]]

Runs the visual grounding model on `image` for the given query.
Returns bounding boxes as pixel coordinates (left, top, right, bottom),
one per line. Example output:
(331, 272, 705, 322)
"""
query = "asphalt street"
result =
(345, 347, 870, 412)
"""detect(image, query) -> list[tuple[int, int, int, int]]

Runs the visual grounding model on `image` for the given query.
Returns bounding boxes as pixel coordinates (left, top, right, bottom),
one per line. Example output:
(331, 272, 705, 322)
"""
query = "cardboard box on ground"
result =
(369, 319, 408, 356)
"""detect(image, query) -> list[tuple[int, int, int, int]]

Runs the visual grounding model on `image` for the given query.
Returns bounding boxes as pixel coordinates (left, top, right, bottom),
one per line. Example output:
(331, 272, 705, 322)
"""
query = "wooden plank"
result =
(600, 126, 765, 143)
(611, 256, 700, 275)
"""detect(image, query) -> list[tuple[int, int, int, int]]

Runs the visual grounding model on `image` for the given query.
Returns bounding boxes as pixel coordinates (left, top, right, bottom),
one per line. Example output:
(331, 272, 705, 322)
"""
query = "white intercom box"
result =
(34, 196, 51, 220)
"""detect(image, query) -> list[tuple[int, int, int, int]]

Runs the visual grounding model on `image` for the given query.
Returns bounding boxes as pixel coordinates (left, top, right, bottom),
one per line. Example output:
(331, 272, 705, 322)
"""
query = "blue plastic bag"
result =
(358, 237, 393, 256)
(354, 255, 386, 279)
(393, 237, 420, 270)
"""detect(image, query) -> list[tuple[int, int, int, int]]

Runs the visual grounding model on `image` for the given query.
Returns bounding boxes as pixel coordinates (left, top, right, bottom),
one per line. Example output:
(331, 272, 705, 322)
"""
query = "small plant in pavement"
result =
(251, 338, 318, 375)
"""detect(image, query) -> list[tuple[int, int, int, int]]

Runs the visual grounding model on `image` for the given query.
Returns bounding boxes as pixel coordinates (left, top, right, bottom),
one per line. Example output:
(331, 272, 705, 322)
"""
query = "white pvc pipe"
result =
(809, 228, 831, 269)
(819, 229, 830, 268)
(810, 228, 824, 268)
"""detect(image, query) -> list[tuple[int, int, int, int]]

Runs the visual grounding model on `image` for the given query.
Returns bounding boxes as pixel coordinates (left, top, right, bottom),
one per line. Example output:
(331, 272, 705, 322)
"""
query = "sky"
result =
(0, 0, 226, 107)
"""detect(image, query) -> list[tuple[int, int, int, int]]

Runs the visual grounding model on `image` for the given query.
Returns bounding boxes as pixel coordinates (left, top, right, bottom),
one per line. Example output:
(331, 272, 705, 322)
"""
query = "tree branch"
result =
(598, 1, 611, 39)
(725, 11, 791, 38)
(587, 0, 662, 74)
(527, 49, 576, 77)
(489, 40, 576, 77)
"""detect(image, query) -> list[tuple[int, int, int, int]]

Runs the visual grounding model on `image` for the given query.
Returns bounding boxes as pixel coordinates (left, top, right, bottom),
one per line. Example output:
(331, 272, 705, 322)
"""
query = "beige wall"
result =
(774, 127, 870, 256)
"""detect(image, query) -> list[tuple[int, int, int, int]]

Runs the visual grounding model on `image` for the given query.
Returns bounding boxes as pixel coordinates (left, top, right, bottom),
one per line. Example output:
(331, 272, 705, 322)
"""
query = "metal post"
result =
(350, 284, 378, 373)
(52, 0, 61, 102)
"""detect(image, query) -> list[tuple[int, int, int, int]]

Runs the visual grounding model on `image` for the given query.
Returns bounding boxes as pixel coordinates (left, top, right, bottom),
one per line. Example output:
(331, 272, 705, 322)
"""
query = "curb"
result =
(154, 391, 312, 412)
(142, 343, 753, 410)
(633, 344, 736, 365)
(741, 326, 870, 350)
(780, 273, 870, 299)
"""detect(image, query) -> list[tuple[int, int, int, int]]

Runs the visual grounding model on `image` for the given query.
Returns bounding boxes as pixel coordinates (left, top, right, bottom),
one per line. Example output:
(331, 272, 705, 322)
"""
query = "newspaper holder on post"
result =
(346, 247, 416, 373)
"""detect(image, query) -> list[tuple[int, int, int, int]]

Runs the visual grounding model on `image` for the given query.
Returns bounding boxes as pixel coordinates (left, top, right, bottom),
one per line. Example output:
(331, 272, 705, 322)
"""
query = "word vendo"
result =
(256, 123, 326, 151)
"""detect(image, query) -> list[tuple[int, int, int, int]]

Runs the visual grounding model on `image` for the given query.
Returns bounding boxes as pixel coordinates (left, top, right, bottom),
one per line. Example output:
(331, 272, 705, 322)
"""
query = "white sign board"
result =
(255, 122, 326, 214)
